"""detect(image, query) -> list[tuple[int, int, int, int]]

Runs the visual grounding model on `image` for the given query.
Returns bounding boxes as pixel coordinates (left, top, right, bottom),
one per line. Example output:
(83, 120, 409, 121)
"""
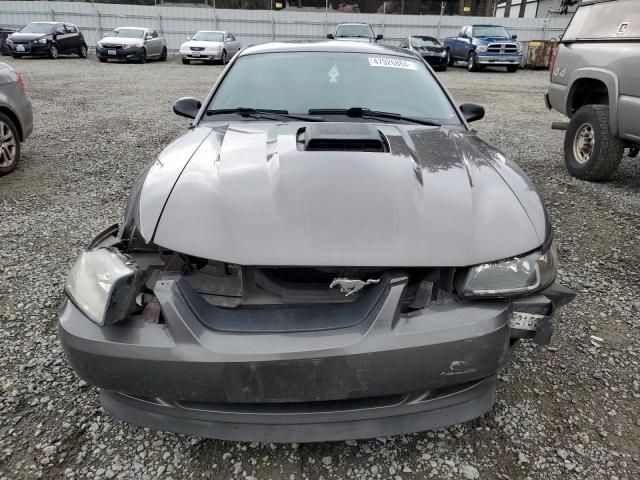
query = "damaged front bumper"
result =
(58, 261, 573, 441)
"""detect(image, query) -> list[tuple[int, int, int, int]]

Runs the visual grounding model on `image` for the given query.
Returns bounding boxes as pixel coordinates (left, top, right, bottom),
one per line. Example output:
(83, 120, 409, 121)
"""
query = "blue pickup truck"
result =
(444, 24, 522, 72)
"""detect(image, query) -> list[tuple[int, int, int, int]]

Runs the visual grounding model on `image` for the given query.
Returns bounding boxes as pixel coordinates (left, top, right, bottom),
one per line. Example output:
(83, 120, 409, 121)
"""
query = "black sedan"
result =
(399, 35, 448, 71)
(6, 22, 87, 59)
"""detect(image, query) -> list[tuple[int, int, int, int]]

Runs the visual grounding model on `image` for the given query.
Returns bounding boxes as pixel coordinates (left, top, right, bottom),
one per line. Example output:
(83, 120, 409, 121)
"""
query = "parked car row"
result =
(4, 22, 240, 65)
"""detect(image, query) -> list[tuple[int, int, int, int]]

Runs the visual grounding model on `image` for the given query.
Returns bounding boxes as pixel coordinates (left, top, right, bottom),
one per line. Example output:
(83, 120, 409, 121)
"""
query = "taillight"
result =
(549, 47, 557, 80)
(17, 74, 27, 93)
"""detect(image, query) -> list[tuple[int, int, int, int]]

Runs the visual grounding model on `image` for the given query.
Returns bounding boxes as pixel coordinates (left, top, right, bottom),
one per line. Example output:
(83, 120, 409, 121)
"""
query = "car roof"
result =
(197, 30, 225, 33)
(240, 41, 413, 57)
(336, 23, 372, 27)
(115, 27, 147, 31)
(30, 22, 59, 25)
(470, 24, 505, 27)
(410, 35, 437, 39)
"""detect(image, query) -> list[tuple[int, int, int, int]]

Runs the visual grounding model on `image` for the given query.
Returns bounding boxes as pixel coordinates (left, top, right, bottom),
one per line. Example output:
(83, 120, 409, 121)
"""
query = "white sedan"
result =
(179, 30, 241, 65)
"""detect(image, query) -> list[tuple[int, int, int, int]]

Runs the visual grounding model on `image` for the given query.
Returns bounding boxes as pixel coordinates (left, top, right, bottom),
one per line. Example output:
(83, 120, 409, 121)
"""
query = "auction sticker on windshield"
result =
(368, 57, 417, 70)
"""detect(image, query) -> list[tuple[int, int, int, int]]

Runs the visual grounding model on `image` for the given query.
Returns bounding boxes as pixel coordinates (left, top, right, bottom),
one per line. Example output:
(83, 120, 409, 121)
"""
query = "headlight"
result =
(440, 50, 447, 57)
(475, 46, 488, 53)
(7, 38, 13, 44)
(461, 241, 557, 297)
(65, 248, 144, 326)
(133, 43, 143, 48)
(97, 42, 103, 49)
(36, 38, 47, 44)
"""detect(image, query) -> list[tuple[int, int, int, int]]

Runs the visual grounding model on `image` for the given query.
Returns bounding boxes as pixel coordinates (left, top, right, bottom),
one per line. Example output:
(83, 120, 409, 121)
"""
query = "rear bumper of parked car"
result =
(96, 46, 144, 61)
(179, 48, 222, 61)
(58, 267, 571, 442)
(477, 52, 522, 65)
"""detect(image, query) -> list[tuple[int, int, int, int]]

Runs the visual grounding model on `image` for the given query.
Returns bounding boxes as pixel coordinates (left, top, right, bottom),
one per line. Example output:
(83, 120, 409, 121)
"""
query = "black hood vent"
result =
(299, 123, 388, 152)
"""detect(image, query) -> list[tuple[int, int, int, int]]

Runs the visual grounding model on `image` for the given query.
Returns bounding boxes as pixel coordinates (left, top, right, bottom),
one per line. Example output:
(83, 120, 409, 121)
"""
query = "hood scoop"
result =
(298, 123, 388, 152)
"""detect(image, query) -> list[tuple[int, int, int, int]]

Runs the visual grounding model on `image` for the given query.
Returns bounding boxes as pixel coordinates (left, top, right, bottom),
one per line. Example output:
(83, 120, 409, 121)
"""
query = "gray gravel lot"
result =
(1, 55, 639, 480)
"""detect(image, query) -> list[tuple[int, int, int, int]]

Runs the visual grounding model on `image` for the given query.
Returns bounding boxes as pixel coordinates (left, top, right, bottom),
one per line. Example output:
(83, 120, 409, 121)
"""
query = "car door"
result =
(53, 24, 68, 51)
(229, 33, 240, 54)
(64, 24, 81, 52)
(455, 27, 469, 59)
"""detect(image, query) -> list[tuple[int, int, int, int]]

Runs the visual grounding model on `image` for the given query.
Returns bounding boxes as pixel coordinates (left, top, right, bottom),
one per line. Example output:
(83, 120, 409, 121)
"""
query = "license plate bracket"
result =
(108, 49, 116, 56)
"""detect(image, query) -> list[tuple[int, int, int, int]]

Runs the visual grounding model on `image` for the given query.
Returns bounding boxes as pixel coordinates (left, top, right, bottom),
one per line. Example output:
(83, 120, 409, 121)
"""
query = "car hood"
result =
(180, 40, 223, 49)
(335, 37, 375, 43)
(9, 33, 48, 42)
(99, 36, 143, 46)
(135, 123, 546, 267)
(415, 45, 444, 53)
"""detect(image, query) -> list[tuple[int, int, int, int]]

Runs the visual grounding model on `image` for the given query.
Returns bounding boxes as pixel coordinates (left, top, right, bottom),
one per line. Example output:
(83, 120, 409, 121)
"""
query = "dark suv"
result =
(7, 22, 87, 59)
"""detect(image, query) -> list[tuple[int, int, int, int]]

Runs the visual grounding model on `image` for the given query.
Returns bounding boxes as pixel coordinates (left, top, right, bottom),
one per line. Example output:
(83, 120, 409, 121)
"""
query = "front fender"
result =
(566, 67, 619, 135)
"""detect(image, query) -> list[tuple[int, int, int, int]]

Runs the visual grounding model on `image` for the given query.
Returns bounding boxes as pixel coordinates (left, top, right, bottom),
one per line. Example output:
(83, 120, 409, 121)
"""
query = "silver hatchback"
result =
(0, 62, 33, 175)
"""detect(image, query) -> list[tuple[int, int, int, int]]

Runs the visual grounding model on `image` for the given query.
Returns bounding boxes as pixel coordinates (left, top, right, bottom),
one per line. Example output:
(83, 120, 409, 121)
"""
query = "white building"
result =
(495, 0, 579, 18)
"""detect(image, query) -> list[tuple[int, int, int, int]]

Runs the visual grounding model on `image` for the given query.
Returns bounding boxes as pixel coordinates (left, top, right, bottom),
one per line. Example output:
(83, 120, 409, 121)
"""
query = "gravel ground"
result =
(1, 55, 639, 480)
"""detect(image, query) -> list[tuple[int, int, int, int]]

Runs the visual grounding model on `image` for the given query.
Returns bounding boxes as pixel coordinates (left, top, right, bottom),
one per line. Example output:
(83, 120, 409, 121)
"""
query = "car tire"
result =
(439, 65, 447, 72)
(98, 57, 107, 63)
(139, 48, 147, 64)
(563, 104, 624, 181)
(507, 65, 519, 73)
(468, 51, 479, 72)
(12, 54, 22, 59)
(446, 49, 453, 67)
(221, 50, 227, 65)
(182, 58, 190, 65)
(160, 47, 167, 62)
(49, 44, 59, 59)
(79, 44, 88, 58)
(0, 112, 21, 176)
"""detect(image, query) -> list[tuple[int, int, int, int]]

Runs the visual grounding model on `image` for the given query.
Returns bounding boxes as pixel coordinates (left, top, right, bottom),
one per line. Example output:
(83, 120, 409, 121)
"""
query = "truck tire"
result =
(507, 65, 519, 73)
(468, 51, 479, 72)
(564, 104, 623, 181)
(446, 49, 453, 67)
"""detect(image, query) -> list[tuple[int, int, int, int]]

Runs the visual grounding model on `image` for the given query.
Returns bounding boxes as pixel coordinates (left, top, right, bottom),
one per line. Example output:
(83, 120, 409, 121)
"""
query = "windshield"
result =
(20, 23, 55, 34)
(410, 37, 441, 47)
(335, 25, 374, 39)
(111, 28, 145, 39)
(206, 52, 460, 125)
(192, 31, 224, 42)
(473, 26, 511, 38)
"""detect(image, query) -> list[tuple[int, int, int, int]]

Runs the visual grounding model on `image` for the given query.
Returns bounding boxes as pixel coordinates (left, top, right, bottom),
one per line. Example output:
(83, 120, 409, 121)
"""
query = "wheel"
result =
(0, 112, 21, 175)
(507, 65, 519, 73)
(563, 104, 624, 181)
(79, 44, 88, 58)
(138, 48, 147, 63)
(49, 43, 59, 59)
(12, 54, 22, 59)
(182, 58, 190, 65)
(160, 47, 167, 62)
(98, 57, 107, 63)
(446, 49, 453, 67)
(221, 50, 227, 65)
(468, 51, 479, 72)
(437, 65, 447, 72)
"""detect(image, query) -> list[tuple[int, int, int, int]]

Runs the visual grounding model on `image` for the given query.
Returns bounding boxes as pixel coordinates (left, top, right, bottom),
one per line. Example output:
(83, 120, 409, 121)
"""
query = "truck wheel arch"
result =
(566, 69, 619, 136)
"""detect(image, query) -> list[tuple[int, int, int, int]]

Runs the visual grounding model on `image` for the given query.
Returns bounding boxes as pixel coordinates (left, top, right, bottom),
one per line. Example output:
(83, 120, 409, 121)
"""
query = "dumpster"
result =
(525, 40, 555, 69)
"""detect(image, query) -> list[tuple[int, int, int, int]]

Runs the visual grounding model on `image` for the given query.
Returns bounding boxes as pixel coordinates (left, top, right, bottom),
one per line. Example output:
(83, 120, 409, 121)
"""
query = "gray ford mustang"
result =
(58, 41, 574, 442)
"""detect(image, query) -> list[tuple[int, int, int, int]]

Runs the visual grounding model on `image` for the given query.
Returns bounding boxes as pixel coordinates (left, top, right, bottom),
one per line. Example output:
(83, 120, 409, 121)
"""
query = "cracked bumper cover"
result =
(58, 275, 570, 442)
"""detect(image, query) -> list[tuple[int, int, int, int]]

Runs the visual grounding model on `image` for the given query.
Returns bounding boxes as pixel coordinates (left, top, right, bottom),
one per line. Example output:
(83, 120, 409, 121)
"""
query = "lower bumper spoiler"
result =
(101, 375, 497, 443)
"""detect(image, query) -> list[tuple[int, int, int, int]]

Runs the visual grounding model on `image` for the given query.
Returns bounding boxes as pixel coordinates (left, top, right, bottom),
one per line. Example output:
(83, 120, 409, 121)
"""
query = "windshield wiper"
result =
(206, 107, 324, 122)
(308, 108, 441, 127)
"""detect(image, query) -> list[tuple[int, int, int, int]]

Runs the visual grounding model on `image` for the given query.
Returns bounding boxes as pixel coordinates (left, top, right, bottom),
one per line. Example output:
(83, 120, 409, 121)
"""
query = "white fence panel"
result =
(0, 1, 570, 50)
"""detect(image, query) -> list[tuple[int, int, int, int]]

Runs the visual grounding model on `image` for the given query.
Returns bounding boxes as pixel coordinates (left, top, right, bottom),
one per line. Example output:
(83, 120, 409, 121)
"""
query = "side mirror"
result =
(376, 34, 383, 41)
(459, 103, 485, 123)
(186, 36, 191, 40)
(327, 33, 334, 39)
(511, 34, 518, 40)
(173, 97, 202, 120)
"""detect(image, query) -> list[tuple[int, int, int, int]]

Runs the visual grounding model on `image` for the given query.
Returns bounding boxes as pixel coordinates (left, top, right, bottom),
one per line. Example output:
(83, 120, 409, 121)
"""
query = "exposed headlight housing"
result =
(36, 37, 47, 44)
(461, 241, 557, 297)
(475, 45, 488, 53)
(65, 248, 144, 326)
(440, 50, 447, 57)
